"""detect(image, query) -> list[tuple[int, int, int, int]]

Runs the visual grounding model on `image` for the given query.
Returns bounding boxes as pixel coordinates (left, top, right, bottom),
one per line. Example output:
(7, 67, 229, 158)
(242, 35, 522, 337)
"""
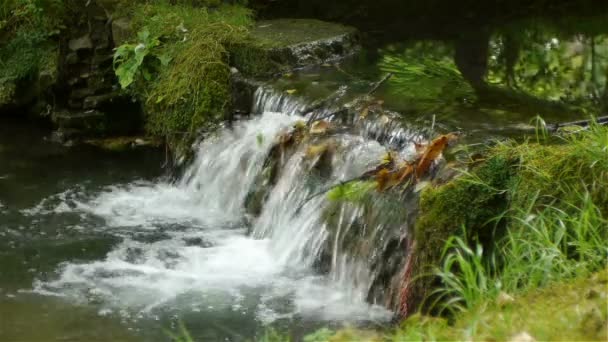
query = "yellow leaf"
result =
(286, 89, 297, 94)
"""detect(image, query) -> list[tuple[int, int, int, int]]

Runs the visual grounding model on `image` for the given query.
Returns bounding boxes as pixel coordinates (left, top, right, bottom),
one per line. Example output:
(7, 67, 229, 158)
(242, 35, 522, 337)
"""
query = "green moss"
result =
(410, 125, 608, 315)
(0, 0, 63, 108)
(493, 129, 608, 217)
(404, 268, 608, 341)
(411, 156, 514, 299)
(114, 1, 252, 150)
(415, 156, 514, 244)
(455, 268, 608, 341)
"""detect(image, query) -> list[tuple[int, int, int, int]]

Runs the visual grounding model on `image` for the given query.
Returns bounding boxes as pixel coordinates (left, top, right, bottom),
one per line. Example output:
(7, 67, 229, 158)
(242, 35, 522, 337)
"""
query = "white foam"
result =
(34, 112, 393, 324)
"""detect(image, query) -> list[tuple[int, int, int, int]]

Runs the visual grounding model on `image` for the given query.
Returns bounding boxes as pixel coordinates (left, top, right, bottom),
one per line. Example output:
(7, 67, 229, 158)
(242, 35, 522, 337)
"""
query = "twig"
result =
(367, 72, 393, 96)
(547, 115, 608, 132)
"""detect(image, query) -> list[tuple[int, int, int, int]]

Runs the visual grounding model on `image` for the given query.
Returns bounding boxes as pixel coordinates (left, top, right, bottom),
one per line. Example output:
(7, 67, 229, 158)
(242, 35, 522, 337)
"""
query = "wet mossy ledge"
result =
(230, 19, 358, 78)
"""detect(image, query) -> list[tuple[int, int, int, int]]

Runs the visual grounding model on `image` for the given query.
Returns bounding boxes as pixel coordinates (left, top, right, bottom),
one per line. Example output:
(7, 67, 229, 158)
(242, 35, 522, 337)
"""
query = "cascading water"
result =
(28, 86, 427, 337)
(252, 87, 309, 116)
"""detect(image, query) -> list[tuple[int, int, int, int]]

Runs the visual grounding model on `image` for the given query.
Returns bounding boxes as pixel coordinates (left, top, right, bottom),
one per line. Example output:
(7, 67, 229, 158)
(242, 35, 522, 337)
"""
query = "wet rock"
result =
(69, 35, 94, 52)
(111, 17, 132, 46)
(230, 74, 262, 115)
(83, 92, 118, 109)
(66, 52, 80, 65)
(84, 136, 162, 151)
(52, 110, 106, 134)
(231, 19, 359, 78)
(183, 237, 213, 248)
(70, 88, 96, 100)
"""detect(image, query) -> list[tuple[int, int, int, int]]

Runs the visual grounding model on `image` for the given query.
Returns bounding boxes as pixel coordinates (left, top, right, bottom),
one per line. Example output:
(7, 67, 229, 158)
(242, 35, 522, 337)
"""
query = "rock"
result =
(310, 120, 330, 134)
(69, 35, 94, 52)
(508, 332, 536, 342)
(52, 110, 106, 134)
(84, 136, 162, 151)
(83, 92, 117, 109)
(70, 88, 95, 100)
(91, 53, 114, 66)
(87, 74, 113, 93)
(230, 19, 359, 78)
(66, 52, 80, 65)
(111, 17, 132, 46)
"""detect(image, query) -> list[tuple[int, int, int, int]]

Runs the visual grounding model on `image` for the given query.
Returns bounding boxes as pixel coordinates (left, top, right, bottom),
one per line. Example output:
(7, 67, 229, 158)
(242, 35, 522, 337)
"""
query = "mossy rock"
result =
(404, 155, 516, 314)
(230, 19, 359, 78)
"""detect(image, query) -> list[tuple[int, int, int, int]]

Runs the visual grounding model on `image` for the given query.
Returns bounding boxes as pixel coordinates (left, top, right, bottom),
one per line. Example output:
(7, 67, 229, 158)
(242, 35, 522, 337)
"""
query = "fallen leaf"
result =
(286, 89, 297, 95)
(415, 133, 459, 179)
(310, 120, 330, 135)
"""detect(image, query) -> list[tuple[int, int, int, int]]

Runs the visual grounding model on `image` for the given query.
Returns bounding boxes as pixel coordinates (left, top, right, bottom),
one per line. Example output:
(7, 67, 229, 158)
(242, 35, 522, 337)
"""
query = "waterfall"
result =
(33, 86, 426, 324)
(252, 87, 309, 116)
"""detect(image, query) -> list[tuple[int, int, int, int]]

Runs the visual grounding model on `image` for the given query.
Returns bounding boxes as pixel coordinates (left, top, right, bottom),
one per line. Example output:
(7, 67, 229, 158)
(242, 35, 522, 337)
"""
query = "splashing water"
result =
(33, 111, 394, 326)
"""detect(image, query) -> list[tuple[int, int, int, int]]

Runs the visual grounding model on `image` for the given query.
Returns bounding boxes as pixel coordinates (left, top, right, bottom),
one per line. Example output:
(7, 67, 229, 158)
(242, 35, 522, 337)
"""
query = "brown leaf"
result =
(415, 133, 458, 179)
(375, 168, 392, 192)
(310, 120, 330, 135)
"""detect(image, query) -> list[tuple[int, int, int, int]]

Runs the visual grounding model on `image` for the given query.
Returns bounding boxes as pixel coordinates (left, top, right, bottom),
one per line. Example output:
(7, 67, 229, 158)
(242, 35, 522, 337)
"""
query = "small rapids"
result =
(29, 89, 426, 333)
(30, 112, 394, 324)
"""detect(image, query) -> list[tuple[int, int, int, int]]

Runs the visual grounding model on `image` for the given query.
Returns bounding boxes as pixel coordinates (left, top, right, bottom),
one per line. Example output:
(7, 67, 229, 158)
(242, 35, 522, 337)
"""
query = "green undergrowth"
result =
(412, 122, 608, 305)
(0, 0, 65, 106)
(385, 268, 608, 342)
(112, 0, 252, 150)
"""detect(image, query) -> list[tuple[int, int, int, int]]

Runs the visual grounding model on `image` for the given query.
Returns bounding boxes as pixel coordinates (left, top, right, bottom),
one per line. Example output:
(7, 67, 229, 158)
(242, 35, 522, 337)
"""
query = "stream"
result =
(0, 102, 397, 340)
(1, 9, 606, 339)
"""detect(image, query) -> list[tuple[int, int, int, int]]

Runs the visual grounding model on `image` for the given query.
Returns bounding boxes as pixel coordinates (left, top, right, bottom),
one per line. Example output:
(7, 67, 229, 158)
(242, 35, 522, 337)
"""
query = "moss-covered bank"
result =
(407, 124, 608, 313)
(110, 1, 253, 150)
